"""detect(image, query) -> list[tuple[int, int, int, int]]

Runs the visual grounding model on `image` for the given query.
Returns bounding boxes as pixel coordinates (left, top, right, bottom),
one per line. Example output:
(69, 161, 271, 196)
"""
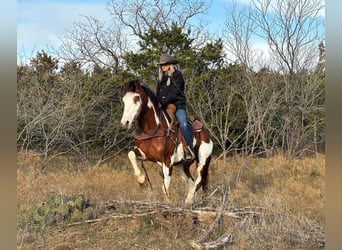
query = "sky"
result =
(17, 0, 325, 65)
(16, 0, 244, 63)
(17, 0, 112, 62)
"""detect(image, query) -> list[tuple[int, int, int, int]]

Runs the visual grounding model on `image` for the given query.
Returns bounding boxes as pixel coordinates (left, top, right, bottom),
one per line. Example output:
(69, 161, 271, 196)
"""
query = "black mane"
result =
(140, 83, 160, 109)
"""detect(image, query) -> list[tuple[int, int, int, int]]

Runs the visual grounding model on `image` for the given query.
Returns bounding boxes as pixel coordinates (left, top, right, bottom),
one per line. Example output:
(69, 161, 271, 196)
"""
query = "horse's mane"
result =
(140, 83, 160, 110)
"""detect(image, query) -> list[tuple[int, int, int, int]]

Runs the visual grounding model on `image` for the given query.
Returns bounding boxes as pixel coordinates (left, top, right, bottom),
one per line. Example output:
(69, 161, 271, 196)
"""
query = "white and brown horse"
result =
(120, 79, 213, 204)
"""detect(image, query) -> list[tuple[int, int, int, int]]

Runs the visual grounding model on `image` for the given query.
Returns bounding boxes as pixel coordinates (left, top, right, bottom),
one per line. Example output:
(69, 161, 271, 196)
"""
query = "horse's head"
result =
(120, 79, 144, 129)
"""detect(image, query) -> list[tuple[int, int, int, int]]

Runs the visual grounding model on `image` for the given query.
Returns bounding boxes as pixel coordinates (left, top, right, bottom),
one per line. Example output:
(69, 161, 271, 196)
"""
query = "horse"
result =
(120, 79, 213, 205)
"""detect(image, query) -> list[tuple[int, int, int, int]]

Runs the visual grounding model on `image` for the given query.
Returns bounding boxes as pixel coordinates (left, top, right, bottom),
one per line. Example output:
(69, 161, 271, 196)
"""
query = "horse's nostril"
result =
(121, 118, 132, 128)
(121, 120, 127, 127)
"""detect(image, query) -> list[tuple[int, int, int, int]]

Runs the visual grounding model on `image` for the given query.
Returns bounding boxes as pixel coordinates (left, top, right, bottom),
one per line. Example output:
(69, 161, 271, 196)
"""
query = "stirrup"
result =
(184, 152, 194, 161)
(184, 148, 195, 161)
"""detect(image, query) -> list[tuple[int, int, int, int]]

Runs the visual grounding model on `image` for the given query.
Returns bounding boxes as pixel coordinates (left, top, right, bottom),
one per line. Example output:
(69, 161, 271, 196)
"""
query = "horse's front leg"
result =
(128, 150, 147, 187)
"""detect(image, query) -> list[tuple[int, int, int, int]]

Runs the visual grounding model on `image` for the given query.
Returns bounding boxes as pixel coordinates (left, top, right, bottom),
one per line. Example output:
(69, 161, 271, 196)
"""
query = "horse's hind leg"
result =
(185, 160, 206, 205)
(128, 150, 147, 187)
(185, 141, 213, 205)
(182, 162, 195, 204)
(198, 156, 211, 192)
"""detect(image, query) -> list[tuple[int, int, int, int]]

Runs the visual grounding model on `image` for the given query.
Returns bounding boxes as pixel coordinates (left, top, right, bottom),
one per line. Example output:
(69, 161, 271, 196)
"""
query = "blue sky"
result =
(17, 0, 239, 63)
(17, 0, 324, 65)
(17, 0, 111, 61)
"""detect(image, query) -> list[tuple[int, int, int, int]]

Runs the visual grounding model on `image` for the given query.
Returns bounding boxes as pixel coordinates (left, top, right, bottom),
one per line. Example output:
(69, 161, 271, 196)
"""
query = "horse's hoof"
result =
(138, 181, 148, 188)
(185, 198, 194, 206)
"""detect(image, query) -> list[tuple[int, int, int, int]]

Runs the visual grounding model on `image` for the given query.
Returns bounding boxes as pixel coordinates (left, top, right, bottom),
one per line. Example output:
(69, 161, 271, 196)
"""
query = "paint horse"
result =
(120, 79, 213, 205)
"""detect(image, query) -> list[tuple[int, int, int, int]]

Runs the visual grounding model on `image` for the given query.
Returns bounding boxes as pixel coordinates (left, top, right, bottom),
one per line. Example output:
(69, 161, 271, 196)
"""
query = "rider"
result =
(156, 54, 195, 161)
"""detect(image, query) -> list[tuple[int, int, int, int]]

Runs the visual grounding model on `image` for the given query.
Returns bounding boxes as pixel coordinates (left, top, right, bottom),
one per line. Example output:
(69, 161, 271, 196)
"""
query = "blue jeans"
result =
(175, 108, 194, 152)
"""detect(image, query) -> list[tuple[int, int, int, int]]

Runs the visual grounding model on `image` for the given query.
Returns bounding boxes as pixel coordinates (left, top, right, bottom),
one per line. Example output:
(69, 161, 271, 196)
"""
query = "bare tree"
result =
(17, 66, 72, 166)
(105, 0, 210, 38)
(223, 2, 279, 157)
(60, 16, 128, 73)
(17, 54, 131, 168)
(60, 1, 211, 74)
(252, 0, 324, 74)
(252, 0, 324, 156)
(223, 0, 324, 156)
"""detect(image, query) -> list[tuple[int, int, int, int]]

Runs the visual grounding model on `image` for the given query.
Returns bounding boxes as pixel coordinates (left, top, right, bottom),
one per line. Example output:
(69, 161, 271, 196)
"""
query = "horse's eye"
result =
(133, 95, 141, 104)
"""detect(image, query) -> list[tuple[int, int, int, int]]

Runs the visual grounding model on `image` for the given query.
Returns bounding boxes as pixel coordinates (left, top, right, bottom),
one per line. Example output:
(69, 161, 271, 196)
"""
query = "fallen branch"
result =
(191, 233, 233, 250)
(102, 200, 264, 219)
(191, 209, 251, 249)
(66, 199, 324, 249)
(68, 210, 157, 226)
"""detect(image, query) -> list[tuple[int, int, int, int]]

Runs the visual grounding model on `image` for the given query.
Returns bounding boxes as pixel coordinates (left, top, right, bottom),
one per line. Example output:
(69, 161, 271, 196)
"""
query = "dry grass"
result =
(17, 152, 325, 249)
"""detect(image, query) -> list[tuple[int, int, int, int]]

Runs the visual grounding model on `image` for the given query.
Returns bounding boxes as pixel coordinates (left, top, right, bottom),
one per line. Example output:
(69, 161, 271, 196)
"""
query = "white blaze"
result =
(120, 92, 141, 129)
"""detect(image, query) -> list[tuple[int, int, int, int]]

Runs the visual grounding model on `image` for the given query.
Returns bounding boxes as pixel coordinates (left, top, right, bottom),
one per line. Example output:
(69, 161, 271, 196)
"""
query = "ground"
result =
(17, 153, 325, 249)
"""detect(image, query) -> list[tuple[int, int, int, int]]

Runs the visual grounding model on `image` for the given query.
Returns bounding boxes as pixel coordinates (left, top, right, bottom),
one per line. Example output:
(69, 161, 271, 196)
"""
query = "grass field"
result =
(17, 152, 325, 249)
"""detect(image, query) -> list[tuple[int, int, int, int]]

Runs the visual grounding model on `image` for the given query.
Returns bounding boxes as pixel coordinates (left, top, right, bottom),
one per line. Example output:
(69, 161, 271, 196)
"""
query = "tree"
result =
(187, 66, 239, 160)
(124, 24, 195, 86)
(17, 0, 325, 167)
(106, 0, 210, 39)
(223, 0, 325, 157)
(17, 51, 134, 167)
(17, 52, 68, 164)
(60, 16, 127, 74)
(56, 65, 122, 166)
(253, 0, 324, 156)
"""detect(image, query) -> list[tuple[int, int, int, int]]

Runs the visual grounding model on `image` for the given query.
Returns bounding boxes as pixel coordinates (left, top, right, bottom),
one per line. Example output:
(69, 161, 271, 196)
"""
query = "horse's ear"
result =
(125, 80, 135, 92)
(134, 79, 141, 90)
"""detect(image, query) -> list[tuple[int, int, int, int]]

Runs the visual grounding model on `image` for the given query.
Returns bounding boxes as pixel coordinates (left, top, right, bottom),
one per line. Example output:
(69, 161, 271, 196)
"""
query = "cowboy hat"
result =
(157, 54, 179, 65)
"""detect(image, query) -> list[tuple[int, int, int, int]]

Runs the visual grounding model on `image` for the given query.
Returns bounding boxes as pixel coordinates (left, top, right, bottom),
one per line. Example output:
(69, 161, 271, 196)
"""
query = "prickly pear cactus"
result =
(32, 192, 92, 226)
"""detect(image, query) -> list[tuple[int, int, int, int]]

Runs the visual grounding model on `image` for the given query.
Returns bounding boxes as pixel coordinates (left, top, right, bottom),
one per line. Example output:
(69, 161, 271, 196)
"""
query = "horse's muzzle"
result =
(121, 119, 132, 129)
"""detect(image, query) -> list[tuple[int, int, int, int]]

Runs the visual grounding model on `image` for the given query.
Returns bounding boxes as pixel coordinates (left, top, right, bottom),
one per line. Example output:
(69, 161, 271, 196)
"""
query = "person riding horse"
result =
(156, 54, 195, 161)
(121, 79, 213, 204)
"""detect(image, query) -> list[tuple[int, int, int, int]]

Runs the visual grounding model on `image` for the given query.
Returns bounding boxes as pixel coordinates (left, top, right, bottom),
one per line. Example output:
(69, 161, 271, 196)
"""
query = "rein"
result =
(134, 124, 164, 140)
(133, 107, 176, 141)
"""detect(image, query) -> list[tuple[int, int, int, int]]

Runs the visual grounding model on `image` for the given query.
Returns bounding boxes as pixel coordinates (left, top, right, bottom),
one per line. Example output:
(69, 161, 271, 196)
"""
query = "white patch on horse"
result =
(162, 111, 171, 128)
(198, 140, 213, 165)
(171, 143, 184, 164)
(147, 97, 160, 125)
(162, 164, 171, 197)
(121, 92, 141, 129)
(128, 150, 145, 185)
(185, 140, 213, 205)
(135, 147, 146, 160)
(192, 138, 197, 149)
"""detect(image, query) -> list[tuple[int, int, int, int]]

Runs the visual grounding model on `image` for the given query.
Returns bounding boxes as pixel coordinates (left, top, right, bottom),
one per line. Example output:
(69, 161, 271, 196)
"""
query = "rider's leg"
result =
(175, 108, 195, 160)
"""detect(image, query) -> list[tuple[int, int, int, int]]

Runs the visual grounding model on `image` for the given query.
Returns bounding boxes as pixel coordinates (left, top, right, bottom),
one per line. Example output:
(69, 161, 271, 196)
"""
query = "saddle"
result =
(134, 104, 203, 141)
(165, 104, 203, 144)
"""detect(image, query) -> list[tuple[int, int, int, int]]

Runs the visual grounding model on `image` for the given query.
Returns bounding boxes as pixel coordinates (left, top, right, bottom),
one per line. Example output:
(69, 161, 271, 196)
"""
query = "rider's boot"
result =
(184, 145, 195, 161)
